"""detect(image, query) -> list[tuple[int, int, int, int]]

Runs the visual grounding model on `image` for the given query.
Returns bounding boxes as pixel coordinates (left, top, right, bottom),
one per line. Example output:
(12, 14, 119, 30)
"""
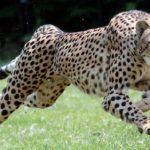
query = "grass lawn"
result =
(0, 80, 149, 150)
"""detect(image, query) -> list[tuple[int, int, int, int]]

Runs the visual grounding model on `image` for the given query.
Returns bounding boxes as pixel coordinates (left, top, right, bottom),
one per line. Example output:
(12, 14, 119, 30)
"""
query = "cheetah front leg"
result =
(102, 91, 150, 134)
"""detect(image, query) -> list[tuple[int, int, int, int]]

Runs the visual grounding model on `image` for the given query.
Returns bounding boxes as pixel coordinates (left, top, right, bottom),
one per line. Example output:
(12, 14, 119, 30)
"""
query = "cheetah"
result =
(0, 10, 150, 134)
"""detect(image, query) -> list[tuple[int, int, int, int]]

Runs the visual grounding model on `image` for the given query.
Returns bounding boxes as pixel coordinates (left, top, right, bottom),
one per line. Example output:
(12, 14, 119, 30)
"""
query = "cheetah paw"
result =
(138, 120, 150, 135)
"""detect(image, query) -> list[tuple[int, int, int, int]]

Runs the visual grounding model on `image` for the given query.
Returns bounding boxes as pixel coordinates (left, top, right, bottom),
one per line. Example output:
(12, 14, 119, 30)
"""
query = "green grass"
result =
(0, 80, 149, 150)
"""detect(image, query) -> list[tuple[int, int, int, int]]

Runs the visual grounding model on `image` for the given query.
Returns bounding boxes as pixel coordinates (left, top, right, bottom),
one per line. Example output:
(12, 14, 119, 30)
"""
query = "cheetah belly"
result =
(71, 76, 106, 97)
(65, 66, 107, 97)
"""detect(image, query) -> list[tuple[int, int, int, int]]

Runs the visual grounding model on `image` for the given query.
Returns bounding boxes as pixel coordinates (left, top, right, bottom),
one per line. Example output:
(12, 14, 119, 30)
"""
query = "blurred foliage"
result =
(0, 0, 149, 61)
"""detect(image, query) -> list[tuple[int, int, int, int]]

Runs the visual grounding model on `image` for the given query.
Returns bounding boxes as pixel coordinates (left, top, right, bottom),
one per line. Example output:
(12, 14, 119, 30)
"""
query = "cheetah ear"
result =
(136, 20, 149, 37)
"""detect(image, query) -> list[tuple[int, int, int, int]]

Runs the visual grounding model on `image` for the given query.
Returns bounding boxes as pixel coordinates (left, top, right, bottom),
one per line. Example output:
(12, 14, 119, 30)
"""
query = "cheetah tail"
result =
(0, 55, 19, 79)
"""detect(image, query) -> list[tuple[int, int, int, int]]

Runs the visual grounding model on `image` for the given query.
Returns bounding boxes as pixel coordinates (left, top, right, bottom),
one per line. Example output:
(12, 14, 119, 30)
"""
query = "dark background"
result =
(0, 0, 149, 62)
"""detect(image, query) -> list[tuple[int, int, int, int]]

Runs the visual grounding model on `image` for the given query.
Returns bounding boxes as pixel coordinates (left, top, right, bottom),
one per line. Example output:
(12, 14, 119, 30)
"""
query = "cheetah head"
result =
(136, 20, 150, 63)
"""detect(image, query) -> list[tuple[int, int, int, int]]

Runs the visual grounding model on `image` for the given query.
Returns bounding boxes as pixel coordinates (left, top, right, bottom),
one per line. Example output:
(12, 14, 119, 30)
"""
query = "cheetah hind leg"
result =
(23, 78, 70, 108)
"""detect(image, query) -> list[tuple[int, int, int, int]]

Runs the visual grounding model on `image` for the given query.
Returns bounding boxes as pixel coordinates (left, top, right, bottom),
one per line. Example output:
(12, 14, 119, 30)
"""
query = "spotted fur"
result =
(0, 10, 150, 134)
